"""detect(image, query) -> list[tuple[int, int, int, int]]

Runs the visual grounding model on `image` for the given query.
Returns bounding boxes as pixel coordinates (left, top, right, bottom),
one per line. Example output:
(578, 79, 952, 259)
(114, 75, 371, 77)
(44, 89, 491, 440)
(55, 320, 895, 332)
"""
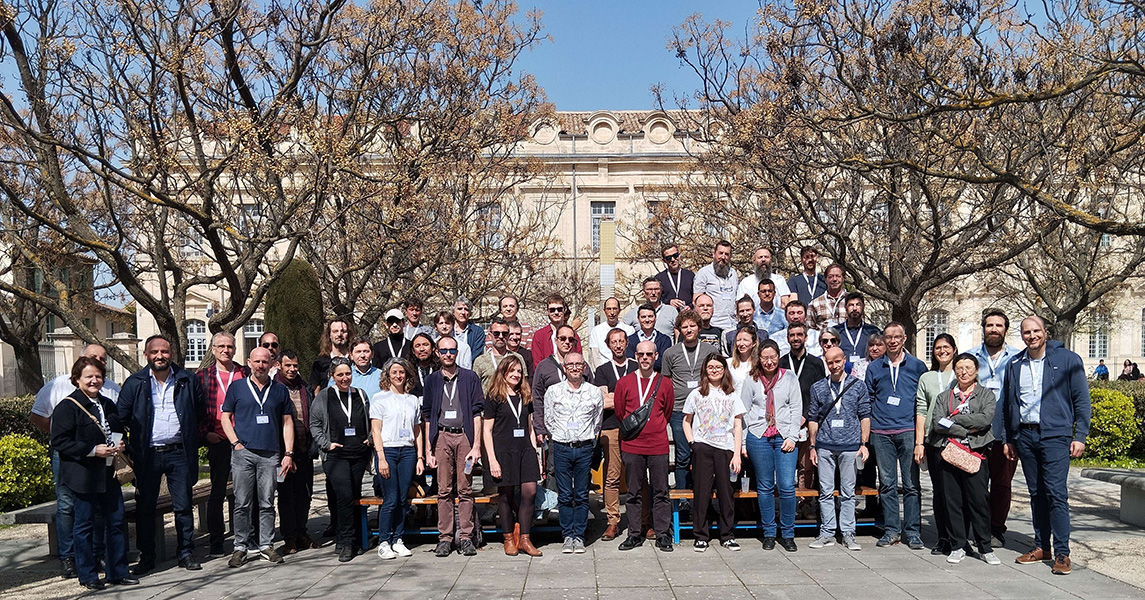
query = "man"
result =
(655, 243, 695, 310)
(615, 340, 676, 552)
(833, 293, 881, 361)
(1004, 316, 1091, 575)
(621, 277, 678, 338)
(588, 297, 634, 368)
(725, 295, 768, 354)
(1093, 359, 1109, 381)
(788, 245, 827, 306)
(781, 323, 827, 499)
(776, 301, 821, 357)
(534, 325, 596, 441)
(544, 352, 604, 554)
(753, 279, 788, 338)
(694, 293, 723, 349)
(531, 294, 582, 370)
(258, 331, 281, 365)
(864, 322, 928, 550)
(196, 333, 249, 557)
(661, 310, 719, 490)
(310, 317, 354, 391)
(593, 328, 639, 541)
(372, 309, 410, 368)
(339, 338, 383, 399)
(30, 344, 120, 579)
(472, 317, 523, 391)
(693, 240, 739, 330)
(422, 336, 484, 557)
(737, 246, 792, 309)
(220, 347, 295, 567)
(507, 320, 534, 380)
(625, 304, 672, 371)
(499, 294, 521, 322)
(807, 263, 848, 329)
(970, 308, 1022, 545)
(275, 350, 317, 555)
(807, 347, 871, 551)
(432, 312, 473, 369)
(402, 297, 434, 341)
(453, 297, 487, 360)
(117, 335, 206, 574)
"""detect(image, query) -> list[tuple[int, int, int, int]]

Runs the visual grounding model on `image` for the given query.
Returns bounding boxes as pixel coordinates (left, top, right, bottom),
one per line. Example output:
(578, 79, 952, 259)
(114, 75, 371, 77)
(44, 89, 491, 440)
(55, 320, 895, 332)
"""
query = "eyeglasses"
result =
(557, 336, 576, 342)
(663, 252, 680, 262)
(635, 351, 656, 357)
(548, 306, 565, 313)
(821, 339, 838, 346)
(564, 362, 585, 368)
(261, 342, 279, 349)
(437, 348, 458, 355)
(706, 365, 725, 371)
(490, 330, 509, 338)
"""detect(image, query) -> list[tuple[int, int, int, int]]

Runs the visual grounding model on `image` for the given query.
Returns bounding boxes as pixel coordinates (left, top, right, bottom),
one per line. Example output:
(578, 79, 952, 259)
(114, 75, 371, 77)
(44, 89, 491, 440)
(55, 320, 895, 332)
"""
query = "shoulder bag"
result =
(619, 375, 662, 441)
(69, 397, 134, 485)
(939, 388, 984, 473)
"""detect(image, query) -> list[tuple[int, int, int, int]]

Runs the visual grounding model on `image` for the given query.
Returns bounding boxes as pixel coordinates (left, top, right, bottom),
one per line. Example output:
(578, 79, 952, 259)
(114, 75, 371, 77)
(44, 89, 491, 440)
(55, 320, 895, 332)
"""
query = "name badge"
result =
(887, 396, 901, 406)
(444, 410, 458, 420)
(344, 427, 357, 437)
(687, 380, 699, 389)
(256, 415, 270, 424)
(985, 379, 1002, 390)
(830, 419, 845, 428)
(850, 355, 861, 362)
(513, 428, 526, 438)
(938, 417, 955, 429)
(398, 428, 412, 439)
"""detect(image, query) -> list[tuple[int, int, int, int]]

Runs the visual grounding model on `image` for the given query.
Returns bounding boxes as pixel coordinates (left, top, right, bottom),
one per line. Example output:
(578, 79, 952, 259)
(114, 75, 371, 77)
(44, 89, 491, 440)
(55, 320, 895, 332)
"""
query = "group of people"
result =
(30, 239, 1093, 591)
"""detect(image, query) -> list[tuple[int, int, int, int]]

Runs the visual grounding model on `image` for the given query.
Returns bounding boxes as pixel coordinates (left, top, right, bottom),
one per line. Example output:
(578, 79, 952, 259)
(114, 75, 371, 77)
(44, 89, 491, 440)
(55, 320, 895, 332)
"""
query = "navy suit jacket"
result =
(116, 364, 205, 473)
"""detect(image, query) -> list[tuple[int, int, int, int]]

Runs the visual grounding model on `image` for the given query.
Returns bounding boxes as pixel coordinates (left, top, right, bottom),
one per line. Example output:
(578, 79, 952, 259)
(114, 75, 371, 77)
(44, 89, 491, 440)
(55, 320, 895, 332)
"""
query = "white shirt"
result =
(543, 381, 604, 443)
(729, 360, 753, 397)
(149, 370, 182, 445)
(32, 374, 120, 418)
(683, 387, 747, 451)
(737, 273, 792, 307)
(588, 320, 635, 368)
(370, 390, 422, 447)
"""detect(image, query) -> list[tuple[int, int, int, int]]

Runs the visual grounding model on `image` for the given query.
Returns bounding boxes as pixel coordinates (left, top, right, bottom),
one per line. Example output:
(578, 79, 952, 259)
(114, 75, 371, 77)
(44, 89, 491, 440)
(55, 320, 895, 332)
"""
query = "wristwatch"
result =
(284, 451, 294, 457)
(231, 440, 241, 448)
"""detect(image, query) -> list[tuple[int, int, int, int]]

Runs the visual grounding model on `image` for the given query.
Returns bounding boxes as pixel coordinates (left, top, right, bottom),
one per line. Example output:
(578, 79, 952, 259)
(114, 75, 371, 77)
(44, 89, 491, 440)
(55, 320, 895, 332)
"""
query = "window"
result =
(1090, 312, 1109, 359)
(244, 319, 264, 357)
(186, 320, 208, 364)
(924, 310, 949, 361)
(590, 201, 615, 252)
(476, 204, 504, 249)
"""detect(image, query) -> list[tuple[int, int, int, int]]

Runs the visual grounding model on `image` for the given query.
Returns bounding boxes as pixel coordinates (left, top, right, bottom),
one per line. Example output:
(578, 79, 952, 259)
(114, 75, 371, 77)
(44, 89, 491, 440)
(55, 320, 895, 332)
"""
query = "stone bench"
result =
(1081, 468, 1145, 527)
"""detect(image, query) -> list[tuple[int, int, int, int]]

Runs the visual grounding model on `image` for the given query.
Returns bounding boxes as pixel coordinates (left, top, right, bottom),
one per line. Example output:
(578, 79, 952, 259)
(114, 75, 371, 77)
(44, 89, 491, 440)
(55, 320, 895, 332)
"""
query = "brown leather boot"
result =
(518, 534, 543, 557)
(503, 532, 519, 556)
(601, 524, 620, 541)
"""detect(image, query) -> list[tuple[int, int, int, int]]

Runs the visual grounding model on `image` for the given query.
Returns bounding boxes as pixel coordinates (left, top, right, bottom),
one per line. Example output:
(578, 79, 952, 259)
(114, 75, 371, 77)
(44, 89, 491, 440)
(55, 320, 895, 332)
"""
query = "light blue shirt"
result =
(331, 365, 383, 401)
(149, 370, 182, 445)
(971, 343, 1020, 442)
(1017, 356, 1045, 425)
(753, 304, 787, 336)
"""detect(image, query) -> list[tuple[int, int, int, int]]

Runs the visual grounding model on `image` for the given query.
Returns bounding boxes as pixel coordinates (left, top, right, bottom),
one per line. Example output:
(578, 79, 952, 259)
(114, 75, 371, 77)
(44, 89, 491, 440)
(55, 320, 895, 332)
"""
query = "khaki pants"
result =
(434, 431, 475, 543)
(599, 428, 623, 527)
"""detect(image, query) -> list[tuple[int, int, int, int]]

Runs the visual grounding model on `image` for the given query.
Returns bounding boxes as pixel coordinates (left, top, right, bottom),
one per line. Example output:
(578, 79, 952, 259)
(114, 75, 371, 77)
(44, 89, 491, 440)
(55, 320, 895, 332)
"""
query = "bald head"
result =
(248, 347, 273, 380)
(824, 346, 847, 378)
(635, 340, 658, 373)
(82, 344, 108, 365)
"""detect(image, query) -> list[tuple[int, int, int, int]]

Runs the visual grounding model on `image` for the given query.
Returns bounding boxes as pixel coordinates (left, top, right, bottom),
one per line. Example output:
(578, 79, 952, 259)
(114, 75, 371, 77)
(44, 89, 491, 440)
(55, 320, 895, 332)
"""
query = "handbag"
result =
(69, 396, 135, 485)
(941, 439, 984, 474)
(619, 375, 662, 441)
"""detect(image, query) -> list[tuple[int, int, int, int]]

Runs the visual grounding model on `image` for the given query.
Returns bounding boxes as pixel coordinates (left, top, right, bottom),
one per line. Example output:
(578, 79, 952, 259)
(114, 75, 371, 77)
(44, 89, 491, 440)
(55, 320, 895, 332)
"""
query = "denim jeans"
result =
(1016, 429, 1072, 556)
(52, 449, 104, 561)
(379, 446, 418, 544)
(232, 448, 280, 551)
(72, 484, 129, 585)
(135, 446, 196, 562)
(553, 442, 594, 540)
(816, 448, 857, 537)
(745, 432, 798, 538)
(669, 411, 692, 489)
(870, 432, 921, 538)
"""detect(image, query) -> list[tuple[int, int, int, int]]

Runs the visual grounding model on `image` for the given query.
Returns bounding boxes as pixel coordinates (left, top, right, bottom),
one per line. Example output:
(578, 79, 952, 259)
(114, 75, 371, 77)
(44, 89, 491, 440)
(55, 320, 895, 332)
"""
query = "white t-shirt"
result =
(370, 390, 422, 448)
(32, 374, 121, 418)
(738, 273, 792, 307)
(588, 320, 635, 368)
(682, 387, 747, 451)
(729, 361, 753, 397)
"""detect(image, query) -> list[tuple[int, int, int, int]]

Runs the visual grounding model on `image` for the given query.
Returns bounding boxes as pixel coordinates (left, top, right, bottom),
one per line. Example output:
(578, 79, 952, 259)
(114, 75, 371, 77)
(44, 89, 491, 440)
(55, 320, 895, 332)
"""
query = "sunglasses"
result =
(548, 306, 566, 313)
(437, 348, 459, 355)
(635, 351, 656, 357)
(490, 331, 509, 338)
(261, 342, 279, 349)
(663, 252, 680, 262)
(557, 336, 576, 342)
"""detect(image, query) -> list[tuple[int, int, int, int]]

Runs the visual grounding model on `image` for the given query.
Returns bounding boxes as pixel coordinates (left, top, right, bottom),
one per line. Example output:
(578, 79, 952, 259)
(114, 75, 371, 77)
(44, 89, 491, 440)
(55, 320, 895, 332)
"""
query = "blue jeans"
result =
(72, 483, 129, 585)
(379, 446, 417, 544)
(670, 411, 692, 489)
(52, 449, 104, 561)
(135, 447, 196, 562)
(1017, 428, 1072, 556)
(871, 432, 921, 538)
(553, 442, 594, 540)
(745, 432, 798, 538)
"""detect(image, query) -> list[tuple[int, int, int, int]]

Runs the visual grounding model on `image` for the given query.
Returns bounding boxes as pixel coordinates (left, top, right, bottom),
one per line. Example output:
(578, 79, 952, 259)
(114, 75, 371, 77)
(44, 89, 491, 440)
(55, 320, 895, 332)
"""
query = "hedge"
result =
(1089, 380, 1145, 455)
(0, 434, 54, 512)
(0, 395, 49, 446)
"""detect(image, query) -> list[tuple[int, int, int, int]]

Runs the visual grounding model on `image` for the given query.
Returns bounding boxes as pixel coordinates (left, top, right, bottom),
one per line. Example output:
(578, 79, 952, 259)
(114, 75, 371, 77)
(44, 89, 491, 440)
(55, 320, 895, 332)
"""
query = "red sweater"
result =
(530, 323, 582, 370)
(614, 372, 674, 455)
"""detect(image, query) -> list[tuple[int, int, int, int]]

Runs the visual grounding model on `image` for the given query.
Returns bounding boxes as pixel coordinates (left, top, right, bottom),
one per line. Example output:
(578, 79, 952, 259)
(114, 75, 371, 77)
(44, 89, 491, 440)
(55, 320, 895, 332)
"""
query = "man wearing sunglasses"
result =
(530, 293, 582, 370)
(655, 243, 695, 311)
(259, 332, 281, 375)
(472, 317, 523, 391)
(372, 309, 410, 368)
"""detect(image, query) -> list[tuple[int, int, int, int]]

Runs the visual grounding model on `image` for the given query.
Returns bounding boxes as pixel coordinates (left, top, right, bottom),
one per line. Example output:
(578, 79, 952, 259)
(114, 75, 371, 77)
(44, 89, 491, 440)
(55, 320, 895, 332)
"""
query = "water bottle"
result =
(464, 455, 474, 475)
(855, 452, 865, 471)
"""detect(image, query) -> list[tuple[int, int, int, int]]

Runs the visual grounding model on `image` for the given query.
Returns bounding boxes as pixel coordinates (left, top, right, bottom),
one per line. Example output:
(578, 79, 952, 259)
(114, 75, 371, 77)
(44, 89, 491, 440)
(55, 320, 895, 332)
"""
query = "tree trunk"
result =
(12, 333, 45, 393)
(890, 302, 921, 357)
(1050, 314, 1076, 351)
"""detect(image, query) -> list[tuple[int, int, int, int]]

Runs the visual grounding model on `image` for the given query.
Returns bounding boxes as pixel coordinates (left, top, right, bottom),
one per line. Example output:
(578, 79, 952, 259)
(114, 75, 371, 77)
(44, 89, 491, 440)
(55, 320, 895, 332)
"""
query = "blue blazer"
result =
(625, 331, 672, 372)
(420, 368, 484, 447)
(116, 364, 206, 473)
(1003, 340, 1091, 443)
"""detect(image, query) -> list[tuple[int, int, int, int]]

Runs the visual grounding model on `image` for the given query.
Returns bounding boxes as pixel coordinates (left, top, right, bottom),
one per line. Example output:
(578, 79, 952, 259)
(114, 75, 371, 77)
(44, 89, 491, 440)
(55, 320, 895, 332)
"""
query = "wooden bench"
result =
(1080, 468, 1145, 527)
(123, 479, 233, 562)
(356, 495, 500, 543)
(668, 487, 880, 543)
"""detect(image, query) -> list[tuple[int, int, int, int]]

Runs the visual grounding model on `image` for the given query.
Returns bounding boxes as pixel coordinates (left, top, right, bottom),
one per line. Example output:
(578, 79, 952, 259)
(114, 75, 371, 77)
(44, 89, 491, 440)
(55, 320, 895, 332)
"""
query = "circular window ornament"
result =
(532, 121, 557, 145)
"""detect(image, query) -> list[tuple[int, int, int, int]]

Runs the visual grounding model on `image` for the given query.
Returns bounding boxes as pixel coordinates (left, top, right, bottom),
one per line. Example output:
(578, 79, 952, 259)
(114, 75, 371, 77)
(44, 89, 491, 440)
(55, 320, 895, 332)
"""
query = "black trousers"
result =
(278, 455, 314, 540)
(206, 440, 232, 549)
(940, 453, 992, 552)
(925, 445, 951, 544)
(622, 452, 671, 537)
(692, 443, 735, 543)
(323, 453, 368, 550)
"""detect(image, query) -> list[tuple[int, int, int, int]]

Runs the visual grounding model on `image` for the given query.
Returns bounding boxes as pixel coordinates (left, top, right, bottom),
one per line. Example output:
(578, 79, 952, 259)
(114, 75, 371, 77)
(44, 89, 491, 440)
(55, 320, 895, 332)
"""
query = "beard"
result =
(714, 260, 730, 279)
(984, 332, 1005, 347)
(755, 265, 771, 282)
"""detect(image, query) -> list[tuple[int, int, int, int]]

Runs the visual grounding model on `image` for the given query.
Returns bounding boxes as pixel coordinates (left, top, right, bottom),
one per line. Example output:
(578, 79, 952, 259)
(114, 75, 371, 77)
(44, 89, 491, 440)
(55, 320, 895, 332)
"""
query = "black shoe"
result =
(130, 561, 154, 576)
(178, 557, 203, 570)
(81, 580, 105, 591)
(109, 577, 140, 585)
(762, 536, 776, 550)
(434, 541, 453, 557)
(458, 539, 478, 556)
(655, 534, 674, 552)
(338, 546, 354, 563)
(60, 558, 77, 579)
(780, 537, 798, 552)
(991, 528, 1007, 547)
(932, 540, 952, 556)
(618, 535, 644, 551)
(209, 544, 226, 558)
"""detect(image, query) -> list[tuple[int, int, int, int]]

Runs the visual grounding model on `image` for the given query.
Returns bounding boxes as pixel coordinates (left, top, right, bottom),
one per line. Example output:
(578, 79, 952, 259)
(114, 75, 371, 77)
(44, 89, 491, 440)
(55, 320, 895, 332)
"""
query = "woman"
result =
(913, 333, 957, 555)
(482, 355, 543, 557)
(729, 327, 757, 396)
(371, 358, 424, 560)
(683, 354, 746, 552)
(742, 340, 803, 551)
(310, 357, 372, 562)
(850, 333, 884, 381)
(926, 353, 998, 566)
(50, 357, 135, 590)
(819, 329, 841, 366)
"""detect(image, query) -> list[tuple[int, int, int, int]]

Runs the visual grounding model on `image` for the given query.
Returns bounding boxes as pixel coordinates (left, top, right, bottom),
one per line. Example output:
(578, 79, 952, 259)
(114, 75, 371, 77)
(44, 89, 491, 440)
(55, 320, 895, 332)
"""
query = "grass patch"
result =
(1072, 455, 1145, 469)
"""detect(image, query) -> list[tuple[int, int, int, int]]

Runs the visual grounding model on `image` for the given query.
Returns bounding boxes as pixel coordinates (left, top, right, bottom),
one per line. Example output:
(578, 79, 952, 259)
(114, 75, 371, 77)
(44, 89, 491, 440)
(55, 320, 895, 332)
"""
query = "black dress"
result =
(484, 395, 540, 487)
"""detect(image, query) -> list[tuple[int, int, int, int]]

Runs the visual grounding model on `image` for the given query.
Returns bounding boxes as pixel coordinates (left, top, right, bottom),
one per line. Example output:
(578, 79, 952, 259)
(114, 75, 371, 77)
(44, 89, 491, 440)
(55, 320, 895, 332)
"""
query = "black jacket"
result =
(116, 364, 205, 474)
(51, 390, 125, 495)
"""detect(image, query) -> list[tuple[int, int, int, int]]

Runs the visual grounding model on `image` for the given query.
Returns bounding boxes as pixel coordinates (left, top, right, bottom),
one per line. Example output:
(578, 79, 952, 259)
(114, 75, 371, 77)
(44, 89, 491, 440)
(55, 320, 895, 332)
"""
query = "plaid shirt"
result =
(197, 364, 249, 439)
(807, 290, 848, 330)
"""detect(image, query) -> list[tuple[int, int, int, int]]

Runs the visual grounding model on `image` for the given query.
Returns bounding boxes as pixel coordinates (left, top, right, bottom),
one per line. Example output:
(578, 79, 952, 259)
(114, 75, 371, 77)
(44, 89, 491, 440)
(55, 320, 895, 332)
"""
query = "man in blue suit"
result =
(625, 304, 672, 372)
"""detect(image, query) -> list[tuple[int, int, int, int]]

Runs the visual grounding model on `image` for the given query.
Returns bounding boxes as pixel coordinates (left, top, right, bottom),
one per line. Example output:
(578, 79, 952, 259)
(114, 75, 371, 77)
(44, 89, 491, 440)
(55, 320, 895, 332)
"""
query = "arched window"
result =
(186, 320, 208, 364)
(924, 310, 949, 361)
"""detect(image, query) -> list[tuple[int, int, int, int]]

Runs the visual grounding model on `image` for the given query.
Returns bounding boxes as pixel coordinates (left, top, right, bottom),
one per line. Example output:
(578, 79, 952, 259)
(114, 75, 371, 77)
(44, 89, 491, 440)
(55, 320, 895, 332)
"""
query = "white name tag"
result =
(513, 428, 526, 438)
(830, 419, 845, 428)
(850, 355, 861, 362)
(687, 380, 699, 389)
(985, 379, 1001, 390)
(938, 417, 955, 429)
(256, 415, 270, 424)
(445, 410, 458, 420)
(398, 428, 412, 439)
(887, 396, 901, 406)
(344, 427, 357, 437)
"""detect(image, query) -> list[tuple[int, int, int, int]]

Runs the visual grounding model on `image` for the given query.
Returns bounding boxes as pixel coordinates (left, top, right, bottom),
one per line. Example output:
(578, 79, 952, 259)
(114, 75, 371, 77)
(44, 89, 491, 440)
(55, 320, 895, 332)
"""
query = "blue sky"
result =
(514, 1, 760, 111)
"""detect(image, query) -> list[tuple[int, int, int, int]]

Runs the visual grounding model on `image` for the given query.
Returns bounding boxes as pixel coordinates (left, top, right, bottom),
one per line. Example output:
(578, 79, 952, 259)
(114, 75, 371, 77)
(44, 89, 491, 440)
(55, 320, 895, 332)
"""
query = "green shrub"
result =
(1090, 380, 1145, 454)
(0, 395, 49, 446)
(0, 434, 54, 512)
(264, 259, 325, 382)
(1087, 388, 1142, 460)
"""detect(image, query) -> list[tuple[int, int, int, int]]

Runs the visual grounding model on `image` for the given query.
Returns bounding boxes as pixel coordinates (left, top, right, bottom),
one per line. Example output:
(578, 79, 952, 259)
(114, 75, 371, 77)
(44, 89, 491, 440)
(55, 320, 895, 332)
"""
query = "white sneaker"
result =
(843, 535, 862, 551)
(947, 548, 966, 564)
(391, 539, 412, 557)
(809, 535, 835, 549)
(982, 552, 1001, 565)
(377, 541, 396, 560)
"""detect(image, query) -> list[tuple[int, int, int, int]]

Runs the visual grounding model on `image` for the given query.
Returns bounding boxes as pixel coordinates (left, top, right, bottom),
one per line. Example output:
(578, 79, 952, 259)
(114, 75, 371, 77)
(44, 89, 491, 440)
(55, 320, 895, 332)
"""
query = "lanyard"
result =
(610, 359, 630, 383)
(508, 395, 524, 424)
(986, 350, 1006, 379)
(666, 270, 681, 297)
(553, 356, 566, 382)
(246, 378, 271, 413)
(443, 378, 458, 405)
(216, 367, 237, 393)
(938, 369, 953, 390)
(826, 292, 845, 317)
(387, 337, 406, 359)
(637, 374, 656, 405)
(417, 366, 428, 388)
(948, 385, 974, 414)
(830, 378, 845, 413)
(490, 351, 506, 370)
(784, 354, 806, 379)
(889, 362, 901, 392)
(804, 274, 818, 298)
(843, 325, 863, 353)
(338, 390, 355, 422)
(681, 344, 700, 374)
